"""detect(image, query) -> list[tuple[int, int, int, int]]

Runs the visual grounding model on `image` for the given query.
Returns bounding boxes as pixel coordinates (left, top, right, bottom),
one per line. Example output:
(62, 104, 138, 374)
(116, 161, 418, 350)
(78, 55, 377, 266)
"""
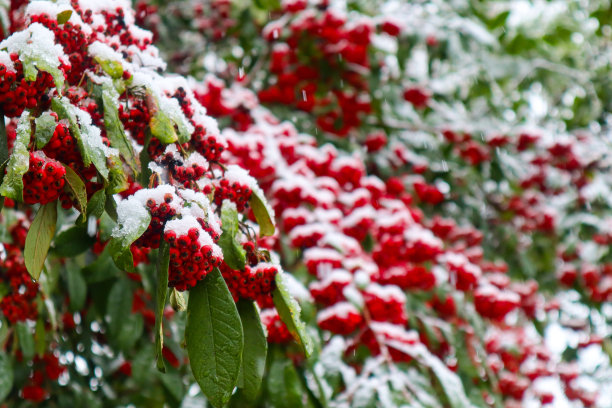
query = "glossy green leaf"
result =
(56, 9, 73, 24)
(106, 279, 134, 340)
(272, 272, 313, 357)
(108, 198, 151, 271)
(16, 322, 34, 360)
(237, 300, 267, 401)
(218, 201, 246, 270)
(95, 58, 123, 79)
(101, 82, 138, 172)
(106, 154, 128, 194)
(267, 348, 304, 408)
(186, 269, 243, 408)
(249, 190, 275, 236)
(52, 97, 110, 180)
(62, 164, 88, 219)
(34, 318, 46, 357)
(155, 240, 170, 373)
(87, 189, 106, 219)
(150, 111, 177, 144)
(24, 202, 57, 280)
(34, 112, 57, 149)
(0, 352, 13, 402)
(66, 264, 87, 311)
(0, 112, 30, 201)
(169, 288, 186, 311)
(116, 313, 144, 351)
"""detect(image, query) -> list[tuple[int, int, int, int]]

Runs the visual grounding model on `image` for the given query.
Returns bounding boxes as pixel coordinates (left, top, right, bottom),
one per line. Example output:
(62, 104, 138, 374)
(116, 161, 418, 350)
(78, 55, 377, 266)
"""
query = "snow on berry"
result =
(317, 302, 363, 335)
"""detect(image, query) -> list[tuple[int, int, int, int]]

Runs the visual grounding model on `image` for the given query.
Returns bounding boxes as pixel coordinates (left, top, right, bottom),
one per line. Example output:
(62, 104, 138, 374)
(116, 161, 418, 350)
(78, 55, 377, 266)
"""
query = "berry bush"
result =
(0, 0, 611, 407)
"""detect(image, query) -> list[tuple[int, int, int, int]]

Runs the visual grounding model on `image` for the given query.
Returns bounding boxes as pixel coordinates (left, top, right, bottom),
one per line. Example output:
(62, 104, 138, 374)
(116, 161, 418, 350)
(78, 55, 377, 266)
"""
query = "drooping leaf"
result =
(34, 318, 46, 357)
(0, 111, 30, 201)
(66, 263, 87, 312)
(0, 108, 9, 187)
(24, 202, 58, 280)
(56, 9, 73, 24)
(249, 189, 275, 236)
(101, 81, 138, 172)
(108, 197, 151, 271)
(237, 300, 267, 401)
(62, 164, 88, 219)
(106, 279, 134, 342)
(115, 313, 144, 351)
(16, 322, 34, 360)
(218, 201, 246, 270)
(155, 240, 170, 373)
(186, 269, 244, 408)
(272, 272, 313, 357)
(87, 189, 106, 219)
(34, 112, 57, 149)
(51, 97, 111, 180)
(150, 110, 177, 144)
(0, 352, 13, 402)
(266, 347, 304, 408)
(95, 58, 124, 79)
(106, 154, 128, 194)
(169, 288, 186, 311)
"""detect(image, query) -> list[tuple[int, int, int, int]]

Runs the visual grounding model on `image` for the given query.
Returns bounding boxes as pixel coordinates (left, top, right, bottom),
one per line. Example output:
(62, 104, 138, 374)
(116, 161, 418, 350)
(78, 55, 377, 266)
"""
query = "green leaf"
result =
(34, 112, 57, 149)
(111, 247, 135, 273)
(56, 9, 73, 24)
(0, 352, 13, 402)
(24, 202, 57, 280)
(34, 318, 46, 357)
(20, 53, 64, 91)
(150, 111, 177, 144)
(169, 288, 186, 311)
(87, 189, 106, 219)
(186, 269, 244, 408)
(101, 82, 138, 172)
(0, 111, 30, 201)
(218, 201, 246, 270)
(253, 0, 280, 11)
(62, 164, 88, 219)
(16, 322, 34, 360)
(95, 58, 123, 79)
(66, 264, 87, 311)
(116, 313, 144, 351)
(0, 108, 9, 183)
(82, 249, 121, 283)
(108, 198, 151, 271)
(52, 97, 110, 180)
(155, 240, 170, 373)
(272, 273, 313, 357)
(249, 190, 275, 236)
(106, 154, 128, 194)
(267, 348, 304, 408)
(106, 279, 133, 339)
(237, 300, 267, 401)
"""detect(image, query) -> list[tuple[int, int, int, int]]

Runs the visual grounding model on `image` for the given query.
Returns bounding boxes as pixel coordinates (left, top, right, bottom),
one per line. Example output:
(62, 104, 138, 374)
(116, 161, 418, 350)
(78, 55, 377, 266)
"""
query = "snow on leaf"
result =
(0, 111, 30, 200)
(0, 23, 66, 90)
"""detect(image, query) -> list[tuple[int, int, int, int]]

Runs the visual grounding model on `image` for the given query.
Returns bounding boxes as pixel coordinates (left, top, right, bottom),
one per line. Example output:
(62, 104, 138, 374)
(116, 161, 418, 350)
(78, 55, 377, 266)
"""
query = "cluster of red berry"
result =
(0, 57, 54, 117)
(20, 353, 65, 403)
(135, 194, 178, 249)
(22, 152, 66, 205)
(221, 262, 277, 307)
(165, 226, 222, 291)
(259, 7, 374, 136)
(213, 178, 252, 213)
(31, 13, 90, 85)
